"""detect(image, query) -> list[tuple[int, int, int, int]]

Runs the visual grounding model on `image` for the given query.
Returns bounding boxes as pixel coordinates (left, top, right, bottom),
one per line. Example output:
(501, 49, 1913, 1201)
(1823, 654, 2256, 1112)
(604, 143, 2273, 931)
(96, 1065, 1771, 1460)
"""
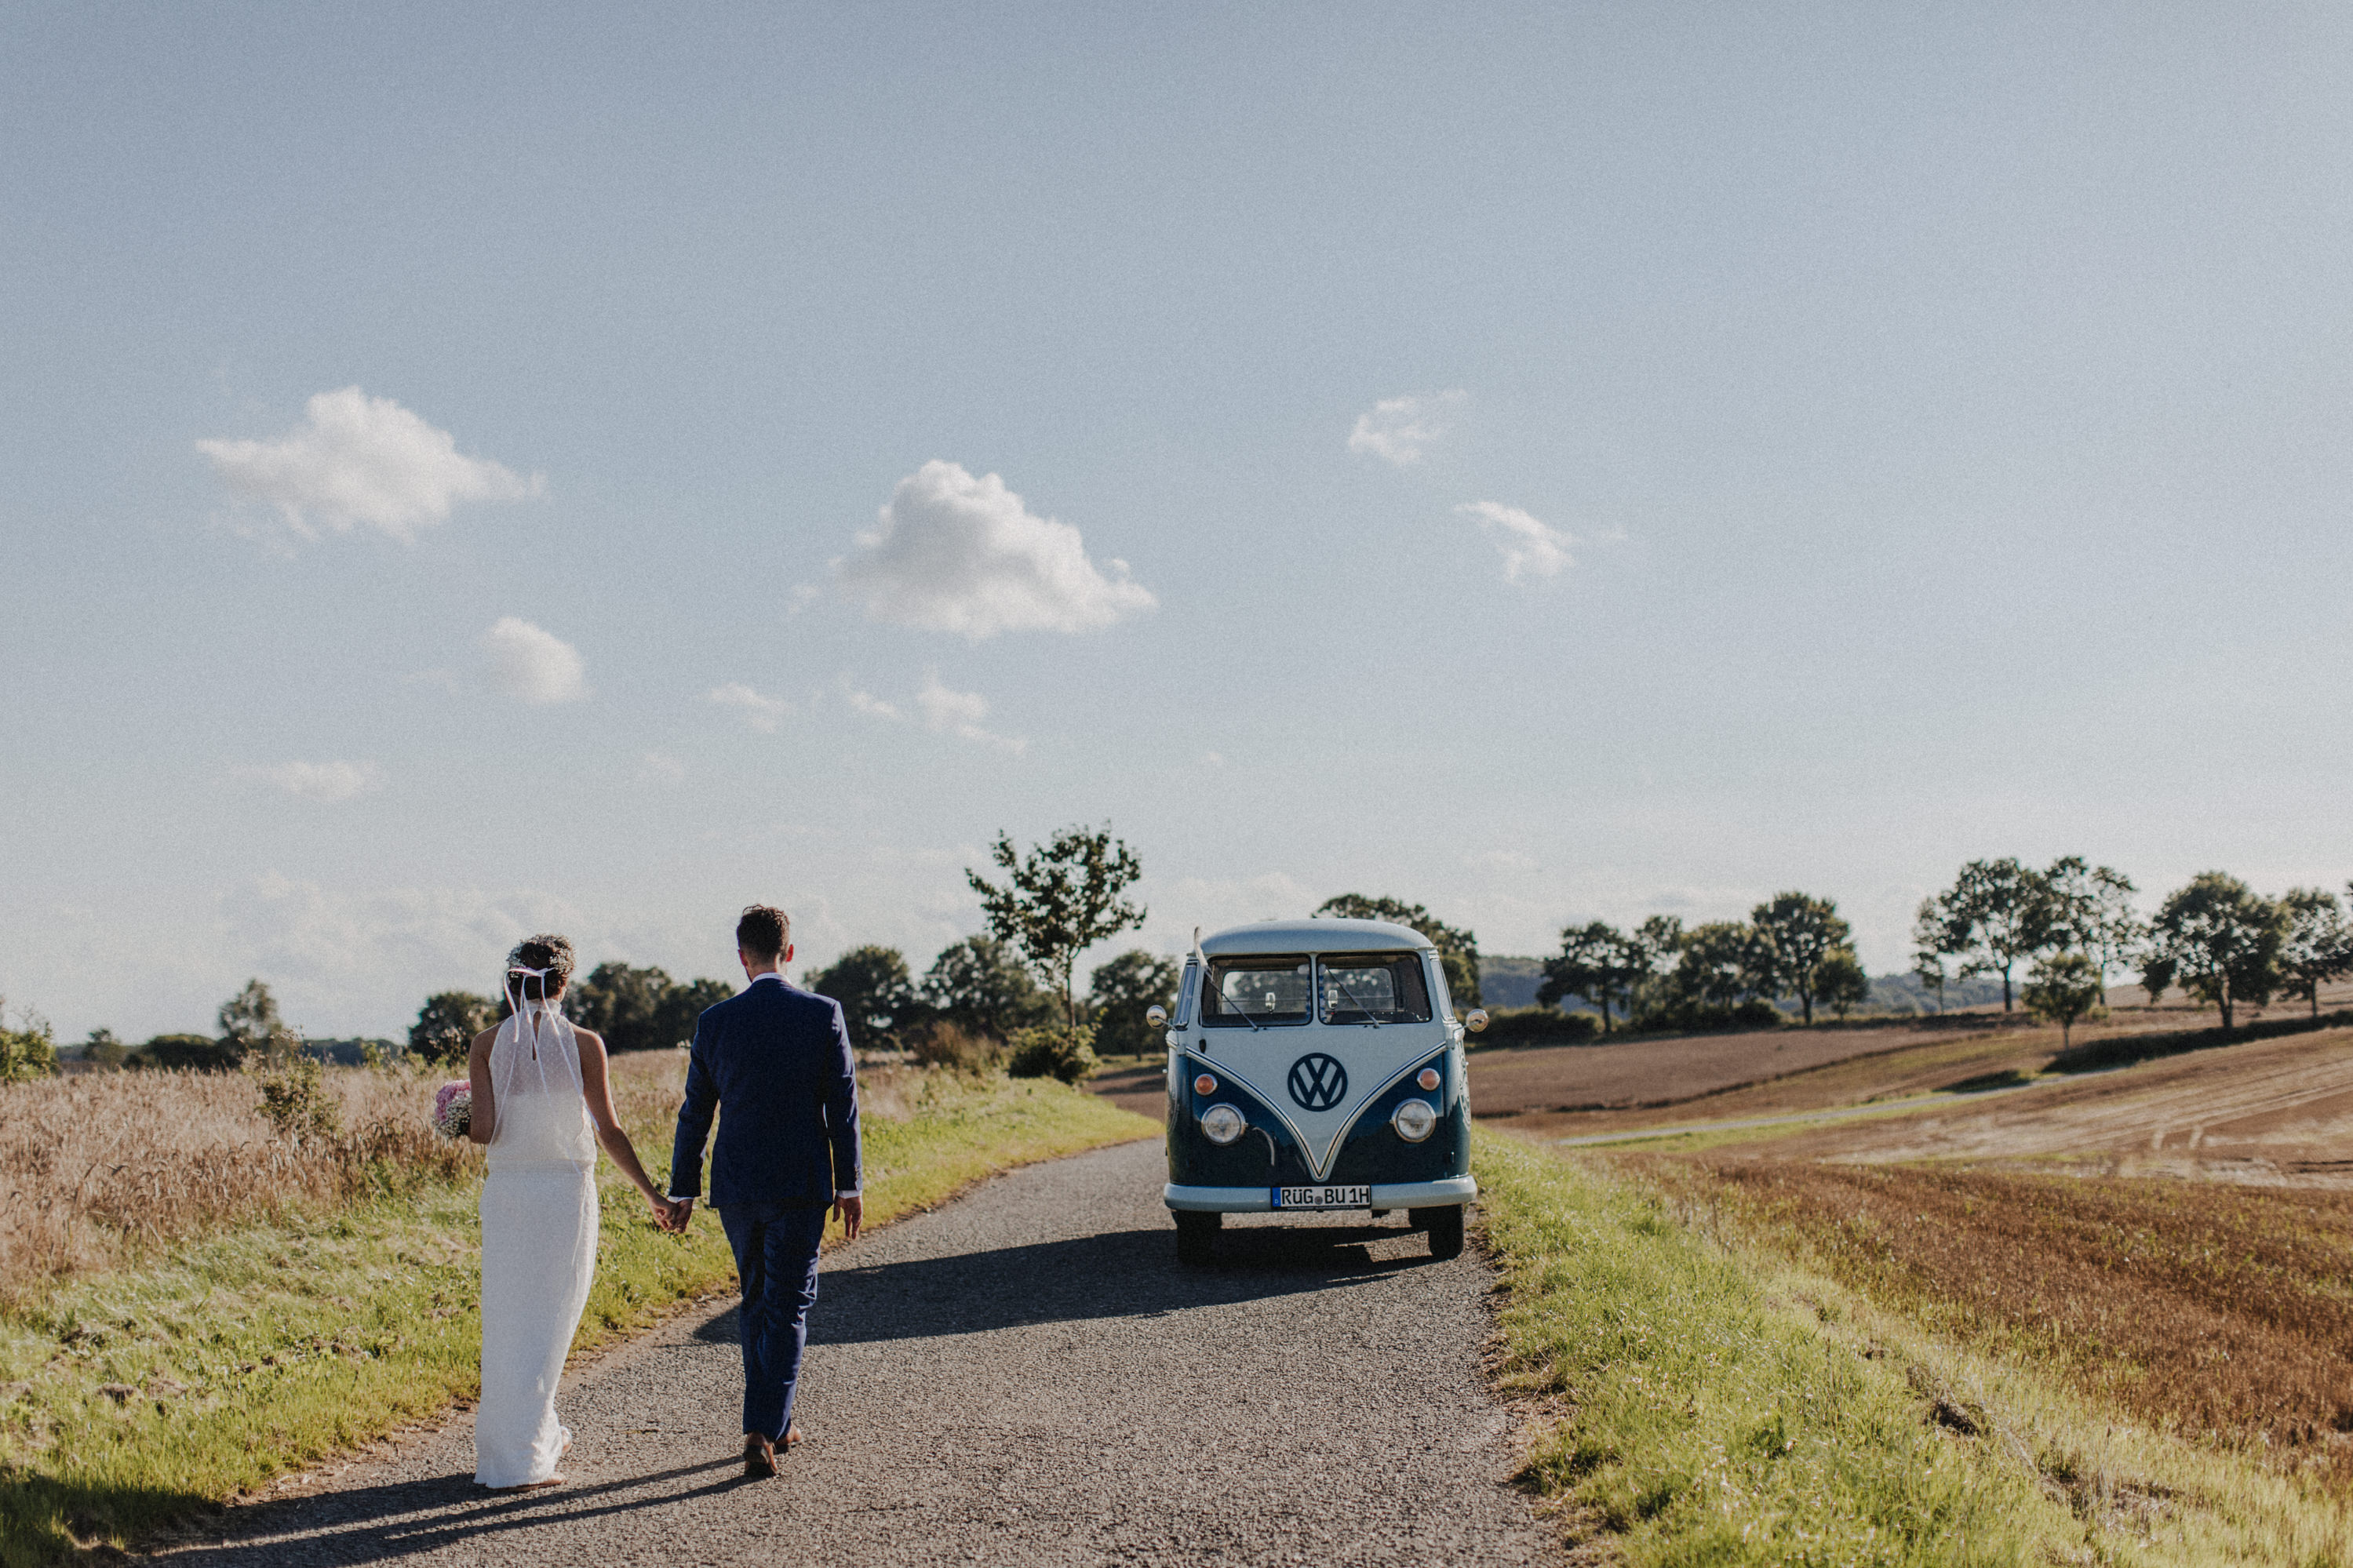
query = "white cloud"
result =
(479, 617, 587, 704)
(705, 682, 792, 733)
(916, 673, 1025, 754)
(196, 387, 541, 544)
(238, 760, 380, 802)
(843, 685, 904, 722)
(835, 460, 1156, 639)
(1347, 389, 1466, 467)
(640, 751, 687, 783)
(1456, 501, 1574, 583)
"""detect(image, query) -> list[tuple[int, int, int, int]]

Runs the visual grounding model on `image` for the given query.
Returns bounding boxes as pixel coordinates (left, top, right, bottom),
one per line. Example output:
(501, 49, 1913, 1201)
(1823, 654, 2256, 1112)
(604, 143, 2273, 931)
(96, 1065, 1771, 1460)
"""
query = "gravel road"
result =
(153, 1138, 1557, 1566)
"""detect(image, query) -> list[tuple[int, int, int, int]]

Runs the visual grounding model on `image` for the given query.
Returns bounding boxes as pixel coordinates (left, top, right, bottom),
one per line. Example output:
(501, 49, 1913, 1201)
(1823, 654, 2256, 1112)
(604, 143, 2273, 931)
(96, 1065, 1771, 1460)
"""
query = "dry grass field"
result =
(0, 1068, 473, 1301)
(1643, 1158, 2353, 1486)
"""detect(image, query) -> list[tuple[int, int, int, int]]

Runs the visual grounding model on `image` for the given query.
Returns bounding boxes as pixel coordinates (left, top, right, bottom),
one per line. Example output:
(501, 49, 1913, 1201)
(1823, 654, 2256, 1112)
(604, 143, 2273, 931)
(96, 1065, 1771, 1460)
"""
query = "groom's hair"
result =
(737, 904, 789, 961)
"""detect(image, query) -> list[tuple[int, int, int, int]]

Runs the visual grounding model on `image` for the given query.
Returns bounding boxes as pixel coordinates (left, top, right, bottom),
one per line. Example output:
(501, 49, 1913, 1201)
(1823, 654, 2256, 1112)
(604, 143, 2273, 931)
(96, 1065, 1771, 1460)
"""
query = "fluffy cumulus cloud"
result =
(835, 460, 1156, 639)
(237, 760, 380, 802)
(705, 682, 792, 733)
(1347, 389, 1466, 467)
(1456, 501, 1574, 583)
(196, 387, 542, 544)
(916, 673, 1025, 754)
(479, 617, 587, 704)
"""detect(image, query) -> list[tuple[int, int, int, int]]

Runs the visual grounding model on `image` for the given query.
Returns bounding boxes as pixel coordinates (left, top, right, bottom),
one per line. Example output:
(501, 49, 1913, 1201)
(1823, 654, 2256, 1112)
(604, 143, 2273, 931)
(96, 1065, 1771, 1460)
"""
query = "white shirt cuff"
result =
(836, 1189, 861, 1199)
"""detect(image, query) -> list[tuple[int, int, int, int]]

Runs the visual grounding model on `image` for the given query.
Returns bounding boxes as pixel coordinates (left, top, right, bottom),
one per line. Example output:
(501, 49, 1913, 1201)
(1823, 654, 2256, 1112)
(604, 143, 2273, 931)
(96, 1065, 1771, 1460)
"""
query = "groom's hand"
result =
(667, 1197, 694, 1232)
(834, 1193, 863, 1242)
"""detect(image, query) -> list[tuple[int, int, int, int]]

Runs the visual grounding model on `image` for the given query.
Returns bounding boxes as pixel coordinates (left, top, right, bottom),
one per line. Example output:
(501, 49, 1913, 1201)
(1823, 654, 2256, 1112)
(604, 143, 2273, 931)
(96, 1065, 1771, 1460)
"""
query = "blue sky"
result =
(6, 3, 2351, 1040)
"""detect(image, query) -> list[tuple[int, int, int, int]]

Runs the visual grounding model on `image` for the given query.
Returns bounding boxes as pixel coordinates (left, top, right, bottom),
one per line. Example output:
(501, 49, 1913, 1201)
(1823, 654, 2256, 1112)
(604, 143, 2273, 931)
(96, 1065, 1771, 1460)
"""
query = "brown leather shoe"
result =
(742, 1435, 777, 1479)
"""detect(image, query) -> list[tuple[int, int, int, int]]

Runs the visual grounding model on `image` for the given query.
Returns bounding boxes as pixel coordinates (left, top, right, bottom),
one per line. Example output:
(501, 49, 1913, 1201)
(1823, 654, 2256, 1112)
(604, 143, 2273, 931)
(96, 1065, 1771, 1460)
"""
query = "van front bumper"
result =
(1164, 1176, 1477, 1213)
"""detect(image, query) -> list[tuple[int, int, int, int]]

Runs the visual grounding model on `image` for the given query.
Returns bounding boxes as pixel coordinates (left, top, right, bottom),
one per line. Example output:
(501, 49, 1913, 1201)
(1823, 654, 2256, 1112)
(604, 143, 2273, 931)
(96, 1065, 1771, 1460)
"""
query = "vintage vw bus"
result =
(1156, 918, 1485, 1264)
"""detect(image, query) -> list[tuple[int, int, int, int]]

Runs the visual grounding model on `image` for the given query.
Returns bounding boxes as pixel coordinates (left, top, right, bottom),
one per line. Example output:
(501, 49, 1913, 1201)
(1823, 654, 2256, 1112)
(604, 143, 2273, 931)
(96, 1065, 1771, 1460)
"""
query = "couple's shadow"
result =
(707, 1219, 1430, 1346)
(164, 1221, 1423, 1563)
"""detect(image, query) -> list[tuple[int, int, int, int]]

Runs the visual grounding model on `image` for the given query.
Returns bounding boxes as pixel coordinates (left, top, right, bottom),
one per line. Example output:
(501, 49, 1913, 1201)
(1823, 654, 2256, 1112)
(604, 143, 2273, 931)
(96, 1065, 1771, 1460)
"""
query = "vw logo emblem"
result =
(1288, 1053, 1349, 1111)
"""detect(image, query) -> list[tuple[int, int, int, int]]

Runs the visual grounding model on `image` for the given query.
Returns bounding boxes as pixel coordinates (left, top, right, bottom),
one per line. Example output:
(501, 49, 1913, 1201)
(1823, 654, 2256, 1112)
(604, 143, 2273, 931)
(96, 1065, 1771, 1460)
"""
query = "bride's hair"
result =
(505, 933, 577, 1002)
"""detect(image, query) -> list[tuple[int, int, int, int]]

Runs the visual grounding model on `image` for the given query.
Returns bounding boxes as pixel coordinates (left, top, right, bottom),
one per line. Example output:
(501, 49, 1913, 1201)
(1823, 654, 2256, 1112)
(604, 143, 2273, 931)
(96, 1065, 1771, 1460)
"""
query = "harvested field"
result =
(1470, 1018, 2062, 1141)
(1724, 1026, 2353, 1184)
(1647, 1157, 2353, 1486)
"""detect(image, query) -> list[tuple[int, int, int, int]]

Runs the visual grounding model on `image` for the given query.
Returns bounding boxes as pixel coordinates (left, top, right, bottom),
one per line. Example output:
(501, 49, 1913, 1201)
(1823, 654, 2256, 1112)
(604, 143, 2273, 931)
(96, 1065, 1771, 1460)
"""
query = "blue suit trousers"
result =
(718, 1202, 829, 1441)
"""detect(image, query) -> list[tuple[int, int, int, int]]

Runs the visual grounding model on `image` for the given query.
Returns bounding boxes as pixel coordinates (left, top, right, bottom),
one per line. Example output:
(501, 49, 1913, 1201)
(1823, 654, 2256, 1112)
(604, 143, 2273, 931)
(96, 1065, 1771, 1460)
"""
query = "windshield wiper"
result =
(1215, 980, 1264, 1031)
(1329, 978, 1383, 1027)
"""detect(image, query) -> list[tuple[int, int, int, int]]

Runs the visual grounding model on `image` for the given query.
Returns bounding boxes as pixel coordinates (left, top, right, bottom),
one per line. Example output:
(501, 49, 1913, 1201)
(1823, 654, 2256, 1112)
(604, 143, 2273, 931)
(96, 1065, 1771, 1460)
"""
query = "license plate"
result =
(1272, 1184, 1370, 1210)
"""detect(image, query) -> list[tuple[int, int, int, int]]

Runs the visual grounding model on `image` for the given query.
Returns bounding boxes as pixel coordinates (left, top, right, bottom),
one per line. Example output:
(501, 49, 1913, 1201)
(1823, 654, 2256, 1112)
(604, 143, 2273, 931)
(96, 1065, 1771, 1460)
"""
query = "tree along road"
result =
(156, 1138, 1557, 1566)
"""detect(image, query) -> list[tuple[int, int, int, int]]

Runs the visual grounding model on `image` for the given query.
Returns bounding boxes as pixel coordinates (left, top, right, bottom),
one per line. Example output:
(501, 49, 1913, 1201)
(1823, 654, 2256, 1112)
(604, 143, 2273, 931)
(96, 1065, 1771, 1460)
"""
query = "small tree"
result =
(2023, 952, 2106, 1048)
(1625, 915, 1683, 1020)
(1935, 859, 2051, 1013)
(1088, 950, 1181, 1058)
(2040, 857, 2143, 999)
(923, 934, 1054, 1040)
(968, 824, 1147, 1030)
(1539, 921, 1629, 1034)
(217, 979, 283, 1067)
(809, 946, 919, 1053)
(1910, 897, 1951, 1012)
(2142, 871, 2285, 1030)
(82, 1027, 129, 1071)
(652, 977, 733, 1051)
(565, 962, 673, 1052)
(410, 991, 497, 1066)
(0, 999, 57, 1083)
(1749, 891, 1852, 1026)
(1816, 948, 1872, 1018)
(1671, 922, 1768, 1010)
(2276, 887, 2353, 1017)
(1315, 894, 1481, 1009)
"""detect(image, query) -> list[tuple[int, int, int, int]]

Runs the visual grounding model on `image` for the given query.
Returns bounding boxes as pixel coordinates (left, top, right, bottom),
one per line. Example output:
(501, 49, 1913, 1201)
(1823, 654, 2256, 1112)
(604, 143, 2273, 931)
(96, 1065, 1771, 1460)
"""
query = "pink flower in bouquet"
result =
(432, 1079, 472, 1139)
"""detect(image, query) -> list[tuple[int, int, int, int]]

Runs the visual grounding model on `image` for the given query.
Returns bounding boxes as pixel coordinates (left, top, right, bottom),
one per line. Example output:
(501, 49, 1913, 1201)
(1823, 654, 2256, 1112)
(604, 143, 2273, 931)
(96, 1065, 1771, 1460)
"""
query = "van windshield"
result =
(1318, 953, 1433, 1025)
(1202, 956, 1312, 1027)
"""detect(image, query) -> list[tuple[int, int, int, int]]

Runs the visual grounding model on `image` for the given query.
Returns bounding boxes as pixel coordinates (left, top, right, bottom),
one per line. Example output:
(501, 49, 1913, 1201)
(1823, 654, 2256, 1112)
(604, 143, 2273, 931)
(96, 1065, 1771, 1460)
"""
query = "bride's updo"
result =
(506, 933, 577, 1004)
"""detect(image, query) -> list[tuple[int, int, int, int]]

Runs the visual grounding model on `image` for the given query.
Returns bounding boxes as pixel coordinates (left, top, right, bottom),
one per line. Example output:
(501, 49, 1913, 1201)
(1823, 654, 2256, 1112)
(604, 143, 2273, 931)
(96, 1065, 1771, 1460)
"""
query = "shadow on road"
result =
(686, 1220, 1435, 1348)
(151, 1458, 746, 1566)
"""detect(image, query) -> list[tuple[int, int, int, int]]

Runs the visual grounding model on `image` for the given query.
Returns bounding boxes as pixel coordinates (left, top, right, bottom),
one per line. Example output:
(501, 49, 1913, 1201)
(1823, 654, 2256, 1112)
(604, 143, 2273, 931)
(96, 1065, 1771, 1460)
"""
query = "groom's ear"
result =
(783, 943, 794, 965)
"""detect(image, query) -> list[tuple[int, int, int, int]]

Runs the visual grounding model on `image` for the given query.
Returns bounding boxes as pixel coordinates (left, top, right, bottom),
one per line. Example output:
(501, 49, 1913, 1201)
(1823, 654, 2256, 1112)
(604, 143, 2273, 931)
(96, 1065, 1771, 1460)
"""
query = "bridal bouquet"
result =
(432, 1080, 472, 1139)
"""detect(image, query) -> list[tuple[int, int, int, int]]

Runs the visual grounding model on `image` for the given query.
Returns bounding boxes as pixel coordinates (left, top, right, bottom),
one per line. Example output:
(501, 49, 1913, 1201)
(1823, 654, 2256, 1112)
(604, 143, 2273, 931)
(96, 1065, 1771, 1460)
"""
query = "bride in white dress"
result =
(466, 934, 678, 1490)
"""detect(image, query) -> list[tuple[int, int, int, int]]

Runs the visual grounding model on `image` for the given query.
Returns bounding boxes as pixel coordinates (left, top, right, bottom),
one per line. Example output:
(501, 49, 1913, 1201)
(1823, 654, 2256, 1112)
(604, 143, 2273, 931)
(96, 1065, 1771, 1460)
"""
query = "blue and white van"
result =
(1156, 918, 1485, 1264)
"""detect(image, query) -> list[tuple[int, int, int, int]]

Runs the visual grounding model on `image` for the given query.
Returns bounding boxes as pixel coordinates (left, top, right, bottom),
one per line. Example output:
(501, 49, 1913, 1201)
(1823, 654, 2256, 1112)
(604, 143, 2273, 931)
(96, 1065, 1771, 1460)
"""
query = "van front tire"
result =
(1175, 1210, 1220, 1267)
(1422, 1205, 1464, 1260)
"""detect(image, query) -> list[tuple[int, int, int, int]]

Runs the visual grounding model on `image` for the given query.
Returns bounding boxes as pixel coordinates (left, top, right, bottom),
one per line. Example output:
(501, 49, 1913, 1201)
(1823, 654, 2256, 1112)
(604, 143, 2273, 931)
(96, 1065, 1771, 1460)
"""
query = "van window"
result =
(1317, 953, 1433, 1025)
(1203, 956, 1312, 1027)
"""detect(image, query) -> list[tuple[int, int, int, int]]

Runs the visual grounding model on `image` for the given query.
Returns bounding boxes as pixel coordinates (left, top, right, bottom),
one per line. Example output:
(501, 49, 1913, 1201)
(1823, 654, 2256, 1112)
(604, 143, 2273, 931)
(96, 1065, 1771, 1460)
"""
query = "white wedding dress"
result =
(474, 1002, 599, 1488)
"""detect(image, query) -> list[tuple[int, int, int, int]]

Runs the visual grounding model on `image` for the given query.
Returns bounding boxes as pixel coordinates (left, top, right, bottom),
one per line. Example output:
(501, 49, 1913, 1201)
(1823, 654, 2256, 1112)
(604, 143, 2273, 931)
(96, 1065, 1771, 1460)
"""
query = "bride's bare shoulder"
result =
(570, 1024, 606, 1053)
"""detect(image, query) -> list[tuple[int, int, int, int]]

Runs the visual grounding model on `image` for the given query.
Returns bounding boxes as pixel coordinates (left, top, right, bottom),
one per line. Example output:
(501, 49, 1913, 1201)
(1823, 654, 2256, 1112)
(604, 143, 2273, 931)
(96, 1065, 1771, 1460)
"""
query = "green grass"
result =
(1475, 1129, 2353, 1565)
(0, 1072, 1154, 1565)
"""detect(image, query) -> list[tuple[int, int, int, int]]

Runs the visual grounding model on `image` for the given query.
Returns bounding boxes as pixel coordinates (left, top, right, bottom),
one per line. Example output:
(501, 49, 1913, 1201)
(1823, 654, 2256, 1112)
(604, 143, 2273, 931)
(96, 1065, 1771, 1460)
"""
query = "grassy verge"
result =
(0, 1067, 1153, 1565)
(1475, 1129, 2353, 1564)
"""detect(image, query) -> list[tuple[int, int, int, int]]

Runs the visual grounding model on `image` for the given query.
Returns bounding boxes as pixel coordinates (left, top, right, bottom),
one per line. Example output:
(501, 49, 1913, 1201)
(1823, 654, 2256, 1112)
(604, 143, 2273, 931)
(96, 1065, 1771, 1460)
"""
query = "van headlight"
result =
(1392, 1099, 1437, 1141)
(1199, 1104, 1247, 1144)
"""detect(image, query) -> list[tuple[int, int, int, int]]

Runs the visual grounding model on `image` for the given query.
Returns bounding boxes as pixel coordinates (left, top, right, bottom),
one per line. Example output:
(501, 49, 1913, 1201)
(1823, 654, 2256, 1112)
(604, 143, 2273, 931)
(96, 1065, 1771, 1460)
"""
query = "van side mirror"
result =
(1466, 1009, 1489, 1033)
(1146, 1006, 1168, 1028)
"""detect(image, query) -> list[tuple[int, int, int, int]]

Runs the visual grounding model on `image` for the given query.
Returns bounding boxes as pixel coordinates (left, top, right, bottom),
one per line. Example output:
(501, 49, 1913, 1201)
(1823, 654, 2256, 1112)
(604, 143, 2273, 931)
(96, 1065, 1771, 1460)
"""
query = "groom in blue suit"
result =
(668, 904, 863, 1479)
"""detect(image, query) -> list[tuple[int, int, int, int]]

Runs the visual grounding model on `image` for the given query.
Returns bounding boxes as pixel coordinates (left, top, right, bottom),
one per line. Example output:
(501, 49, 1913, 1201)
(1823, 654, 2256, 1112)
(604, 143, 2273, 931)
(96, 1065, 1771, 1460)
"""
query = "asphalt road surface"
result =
(154, 1138, 1557, 1566)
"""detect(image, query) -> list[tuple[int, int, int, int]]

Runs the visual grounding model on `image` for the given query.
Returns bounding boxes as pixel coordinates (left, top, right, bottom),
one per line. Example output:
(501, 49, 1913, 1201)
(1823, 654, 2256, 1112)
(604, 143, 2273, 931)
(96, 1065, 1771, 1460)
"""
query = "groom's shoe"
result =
(742, 1435, 778, 1479)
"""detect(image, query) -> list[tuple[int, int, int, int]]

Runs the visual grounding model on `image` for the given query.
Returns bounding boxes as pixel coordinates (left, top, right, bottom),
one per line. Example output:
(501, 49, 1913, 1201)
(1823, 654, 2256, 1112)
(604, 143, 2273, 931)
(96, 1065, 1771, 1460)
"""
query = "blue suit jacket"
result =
(669, 977, 861, 1209)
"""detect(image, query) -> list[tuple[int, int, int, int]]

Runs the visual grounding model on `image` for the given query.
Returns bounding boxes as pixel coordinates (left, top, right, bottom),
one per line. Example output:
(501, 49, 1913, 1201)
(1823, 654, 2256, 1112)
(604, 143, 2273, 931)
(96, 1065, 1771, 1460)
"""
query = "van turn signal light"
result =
(1416, 1068, 1441, 1091)
(1194, 1073, 1217, 1095)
